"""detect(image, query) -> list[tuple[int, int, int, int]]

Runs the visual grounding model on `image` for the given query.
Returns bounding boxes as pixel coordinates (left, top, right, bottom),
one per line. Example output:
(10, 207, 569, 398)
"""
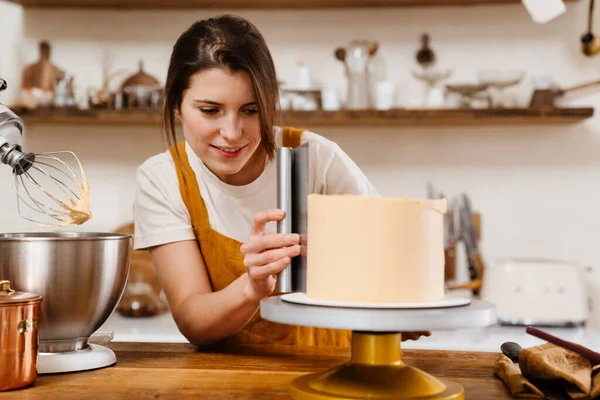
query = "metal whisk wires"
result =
(1, 144, 91, 226)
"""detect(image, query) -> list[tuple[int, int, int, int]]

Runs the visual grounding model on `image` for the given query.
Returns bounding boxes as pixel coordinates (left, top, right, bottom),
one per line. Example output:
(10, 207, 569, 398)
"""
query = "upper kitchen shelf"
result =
(15, 107, 594, 127)
(4, 0, 581, 8)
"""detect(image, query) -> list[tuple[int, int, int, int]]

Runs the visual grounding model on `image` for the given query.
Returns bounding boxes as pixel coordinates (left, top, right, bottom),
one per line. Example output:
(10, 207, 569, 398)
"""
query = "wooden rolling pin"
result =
(526, 326, 600, 365)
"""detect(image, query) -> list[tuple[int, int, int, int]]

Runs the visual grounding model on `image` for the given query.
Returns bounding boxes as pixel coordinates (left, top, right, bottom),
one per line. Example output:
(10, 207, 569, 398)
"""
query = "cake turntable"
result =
(270, 145, 498, 399)
(260, 295, 497, 400)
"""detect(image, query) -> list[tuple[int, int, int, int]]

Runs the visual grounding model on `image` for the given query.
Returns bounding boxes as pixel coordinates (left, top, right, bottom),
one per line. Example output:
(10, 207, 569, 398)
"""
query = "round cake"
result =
(306, 194, 447, 303)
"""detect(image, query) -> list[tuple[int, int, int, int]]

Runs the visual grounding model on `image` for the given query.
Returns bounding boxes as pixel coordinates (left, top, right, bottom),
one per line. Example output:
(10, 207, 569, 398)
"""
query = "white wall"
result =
(1, 1, 600, 277)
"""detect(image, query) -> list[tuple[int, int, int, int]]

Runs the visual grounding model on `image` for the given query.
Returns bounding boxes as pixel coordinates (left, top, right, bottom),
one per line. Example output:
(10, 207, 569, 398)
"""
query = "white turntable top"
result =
(260, 295, 497, 332)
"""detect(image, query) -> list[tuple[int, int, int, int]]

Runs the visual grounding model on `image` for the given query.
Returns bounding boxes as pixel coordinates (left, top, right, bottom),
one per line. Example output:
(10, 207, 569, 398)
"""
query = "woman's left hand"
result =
(402, 331, 431, 341)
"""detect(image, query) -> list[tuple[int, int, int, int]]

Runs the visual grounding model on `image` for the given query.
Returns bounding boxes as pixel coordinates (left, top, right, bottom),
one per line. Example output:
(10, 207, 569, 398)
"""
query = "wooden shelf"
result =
(4, 0, 581, 9)
(14, 107, 595, 127)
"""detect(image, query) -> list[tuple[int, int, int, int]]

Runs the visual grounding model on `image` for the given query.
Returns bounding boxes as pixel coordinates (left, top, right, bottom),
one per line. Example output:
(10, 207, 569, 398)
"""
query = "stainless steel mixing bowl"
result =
(0, 232, 132, 352)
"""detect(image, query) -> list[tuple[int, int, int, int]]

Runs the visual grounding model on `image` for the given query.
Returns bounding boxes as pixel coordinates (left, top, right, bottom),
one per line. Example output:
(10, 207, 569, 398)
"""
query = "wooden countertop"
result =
(1, 342, 512, 399)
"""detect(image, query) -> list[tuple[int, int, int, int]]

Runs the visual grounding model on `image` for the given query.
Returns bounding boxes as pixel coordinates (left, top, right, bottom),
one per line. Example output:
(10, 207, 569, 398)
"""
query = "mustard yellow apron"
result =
(170, 127, 351, 347)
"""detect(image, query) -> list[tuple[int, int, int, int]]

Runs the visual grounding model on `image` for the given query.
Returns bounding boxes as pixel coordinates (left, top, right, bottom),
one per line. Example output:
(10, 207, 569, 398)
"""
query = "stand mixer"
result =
(0, 78, 131, 375)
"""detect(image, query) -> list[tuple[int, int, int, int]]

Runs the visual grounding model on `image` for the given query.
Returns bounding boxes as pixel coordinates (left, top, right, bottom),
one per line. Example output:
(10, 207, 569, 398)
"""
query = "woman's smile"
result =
(211, 144, 248, 159)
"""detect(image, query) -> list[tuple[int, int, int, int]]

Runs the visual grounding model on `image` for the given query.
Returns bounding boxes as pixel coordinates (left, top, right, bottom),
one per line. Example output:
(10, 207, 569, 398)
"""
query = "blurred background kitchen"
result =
(1, 0, 600, 349)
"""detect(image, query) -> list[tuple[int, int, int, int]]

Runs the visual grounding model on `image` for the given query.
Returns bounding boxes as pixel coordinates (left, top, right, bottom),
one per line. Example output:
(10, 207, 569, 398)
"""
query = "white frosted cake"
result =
(306, 194, 447, 303)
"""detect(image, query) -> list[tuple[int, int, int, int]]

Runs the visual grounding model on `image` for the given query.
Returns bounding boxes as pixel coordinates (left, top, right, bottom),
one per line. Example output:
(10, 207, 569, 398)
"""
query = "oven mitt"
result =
(493, 354, 545, 398)
(494, 342, 600, 399)
(592, 365, 600, 399)
(519, 342, 592, 399)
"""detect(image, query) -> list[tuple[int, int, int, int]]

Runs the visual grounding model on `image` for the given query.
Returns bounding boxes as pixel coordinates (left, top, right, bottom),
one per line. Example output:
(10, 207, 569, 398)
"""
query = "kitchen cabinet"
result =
(3, 0, 582, 9)
(15, 107, 594, 127)
(0, 341, 512, 399)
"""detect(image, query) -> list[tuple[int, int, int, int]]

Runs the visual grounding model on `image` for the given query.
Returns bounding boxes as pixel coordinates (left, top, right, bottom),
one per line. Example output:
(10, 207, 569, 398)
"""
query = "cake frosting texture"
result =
(306, 194, 447, 303)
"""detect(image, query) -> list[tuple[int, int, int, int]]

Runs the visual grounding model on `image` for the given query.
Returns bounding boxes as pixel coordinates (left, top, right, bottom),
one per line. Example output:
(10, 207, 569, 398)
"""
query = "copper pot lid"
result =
(0, 280, 42, 306)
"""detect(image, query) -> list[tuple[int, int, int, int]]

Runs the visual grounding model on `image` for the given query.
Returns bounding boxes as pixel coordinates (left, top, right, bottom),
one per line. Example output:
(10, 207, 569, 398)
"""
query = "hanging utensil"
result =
(581, 0, 600, 56)
(529, 76, 600, 109)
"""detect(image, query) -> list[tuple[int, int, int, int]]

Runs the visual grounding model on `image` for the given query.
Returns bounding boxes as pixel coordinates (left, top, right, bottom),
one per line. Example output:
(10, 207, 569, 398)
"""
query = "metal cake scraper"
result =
(275, 143, 310, 294)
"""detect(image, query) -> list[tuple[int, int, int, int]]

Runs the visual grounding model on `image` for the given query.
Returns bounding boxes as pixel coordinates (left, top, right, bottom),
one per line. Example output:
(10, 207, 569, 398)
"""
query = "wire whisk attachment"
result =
(1, 143, 91, 227)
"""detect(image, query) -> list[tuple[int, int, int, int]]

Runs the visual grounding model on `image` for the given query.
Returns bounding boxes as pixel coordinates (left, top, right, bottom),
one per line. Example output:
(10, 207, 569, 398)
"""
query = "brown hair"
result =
(163, 15, 279, 161)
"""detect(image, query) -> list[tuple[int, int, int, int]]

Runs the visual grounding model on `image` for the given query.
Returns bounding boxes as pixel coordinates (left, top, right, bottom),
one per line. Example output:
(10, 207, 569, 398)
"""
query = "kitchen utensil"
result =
(120, 60, 159, 90)
(501, 341, 522, 363)
(0, 280, 42, 391)
(481, 258, 588, 327)
(412, 33, 452, 108)
(581, 0, 600, 56)
(334, 40, 378, 110)
(53, 70, 75, 108)
(416, 33, 435, 68)
(444, 197, 458, 281)
(426, 182, 435, 199)
(0, 232, 132, 374)
(461, 194, 484, 275)
(584, 265, 600, 331)
(477, 70, 525, 108)
(320, 87, 341, 111)
(426, 185, 458, 282)
(120, 60, 162, 110)
(529, 77, 600, 109)
(261, 295, 496, 400)
(87, 51, 128, 110)
(526, 326, 600, 365)
(124, 84, 162, 109)
(276, 143, 310, 294)
(20, 41, 61, 96)
(0, 87, 91, 227)
(455, 193, 484, 294)
(117, 281, 165, 317)
(498, 340, 573, 400)
(373, 80, 395, 110)
(445, 83, 491, 109)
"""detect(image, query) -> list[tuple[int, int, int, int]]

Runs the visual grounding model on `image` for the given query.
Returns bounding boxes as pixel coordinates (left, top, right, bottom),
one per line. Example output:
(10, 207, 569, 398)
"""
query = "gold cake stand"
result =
(260, 295, 497, 400)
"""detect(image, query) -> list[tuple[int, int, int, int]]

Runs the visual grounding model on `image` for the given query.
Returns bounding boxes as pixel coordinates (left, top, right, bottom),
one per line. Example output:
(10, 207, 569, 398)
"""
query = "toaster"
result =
(480, 258, 589, 327)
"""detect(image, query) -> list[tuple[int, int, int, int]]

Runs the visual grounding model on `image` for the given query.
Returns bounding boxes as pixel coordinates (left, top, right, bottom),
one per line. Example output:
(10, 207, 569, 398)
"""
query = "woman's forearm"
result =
(171, 273, 260, 346)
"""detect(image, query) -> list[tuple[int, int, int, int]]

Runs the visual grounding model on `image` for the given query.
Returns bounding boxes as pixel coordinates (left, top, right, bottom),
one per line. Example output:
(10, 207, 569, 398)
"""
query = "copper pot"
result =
(0, 280, 42, 391)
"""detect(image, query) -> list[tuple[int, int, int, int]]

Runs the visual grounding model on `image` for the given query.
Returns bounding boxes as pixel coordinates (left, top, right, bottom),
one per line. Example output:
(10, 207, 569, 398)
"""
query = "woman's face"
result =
(179, 68, 263, 185)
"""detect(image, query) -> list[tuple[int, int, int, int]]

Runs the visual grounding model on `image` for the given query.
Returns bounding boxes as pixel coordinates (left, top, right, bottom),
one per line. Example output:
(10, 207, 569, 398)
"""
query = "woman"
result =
(134, 14, 429, 347)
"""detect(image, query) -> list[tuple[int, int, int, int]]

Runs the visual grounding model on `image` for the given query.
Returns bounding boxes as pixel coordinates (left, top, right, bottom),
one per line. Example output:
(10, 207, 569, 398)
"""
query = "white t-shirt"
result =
(134, 126, 379, 250)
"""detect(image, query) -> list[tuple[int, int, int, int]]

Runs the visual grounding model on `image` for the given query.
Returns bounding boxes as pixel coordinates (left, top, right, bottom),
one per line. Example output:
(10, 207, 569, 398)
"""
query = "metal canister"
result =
(0, 280, 42, 391)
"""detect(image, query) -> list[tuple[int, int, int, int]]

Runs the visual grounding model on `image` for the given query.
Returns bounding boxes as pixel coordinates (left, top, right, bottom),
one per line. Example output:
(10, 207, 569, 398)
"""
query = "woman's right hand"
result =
(240, 209, 301, 302)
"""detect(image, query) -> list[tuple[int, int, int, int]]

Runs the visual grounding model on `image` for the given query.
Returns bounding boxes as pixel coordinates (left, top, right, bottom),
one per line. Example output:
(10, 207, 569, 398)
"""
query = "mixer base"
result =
(38, 344, 116, 374)
(291, 332, 463, 400)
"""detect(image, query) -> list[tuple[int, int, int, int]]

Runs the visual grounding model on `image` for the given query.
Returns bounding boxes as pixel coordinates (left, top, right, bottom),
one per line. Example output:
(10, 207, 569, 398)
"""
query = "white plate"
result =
(280, 292, 471, 309)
